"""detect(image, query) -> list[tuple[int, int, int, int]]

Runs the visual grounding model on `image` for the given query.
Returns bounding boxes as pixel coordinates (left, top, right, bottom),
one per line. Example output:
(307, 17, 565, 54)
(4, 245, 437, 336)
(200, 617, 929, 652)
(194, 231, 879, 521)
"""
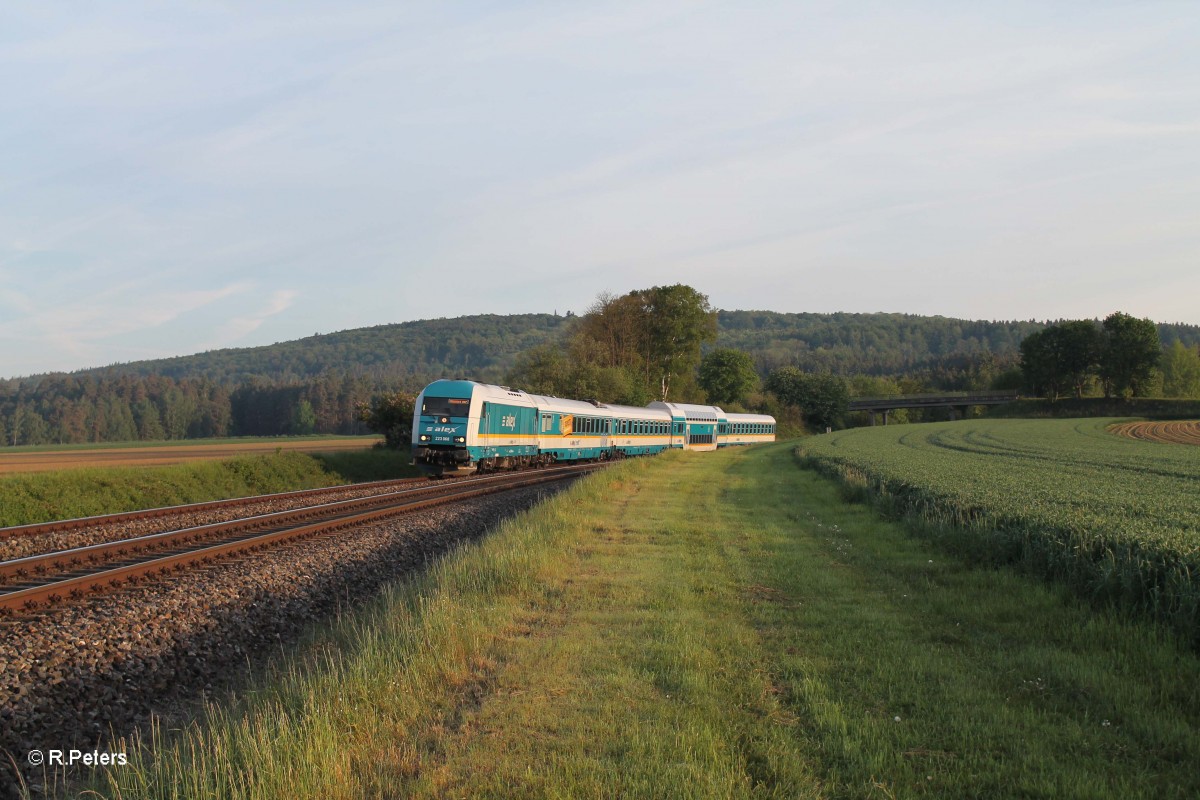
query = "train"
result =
(411, 379, 776, 475)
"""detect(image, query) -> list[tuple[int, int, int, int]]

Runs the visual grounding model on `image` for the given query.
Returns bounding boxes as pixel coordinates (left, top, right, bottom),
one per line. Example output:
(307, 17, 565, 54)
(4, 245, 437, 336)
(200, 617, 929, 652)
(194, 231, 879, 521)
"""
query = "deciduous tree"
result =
(1019, 320, 1101, 400)
(698, 348, 758, 406)
(357, 392, 415, 449)
(765, 367, 849, 431)
(1162, 341, 1200, 398)
(1099, 312, 1161, 398)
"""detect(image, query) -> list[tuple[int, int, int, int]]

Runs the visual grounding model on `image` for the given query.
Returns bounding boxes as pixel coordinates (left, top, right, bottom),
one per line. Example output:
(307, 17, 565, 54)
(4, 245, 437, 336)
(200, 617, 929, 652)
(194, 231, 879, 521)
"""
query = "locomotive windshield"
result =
(421, 396, 471, 417)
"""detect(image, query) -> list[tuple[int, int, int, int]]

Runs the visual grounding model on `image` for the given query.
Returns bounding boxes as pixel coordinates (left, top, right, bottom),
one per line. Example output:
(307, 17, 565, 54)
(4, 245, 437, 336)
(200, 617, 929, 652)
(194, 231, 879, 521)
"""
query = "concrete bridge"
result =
(848, 391, 1021, 425)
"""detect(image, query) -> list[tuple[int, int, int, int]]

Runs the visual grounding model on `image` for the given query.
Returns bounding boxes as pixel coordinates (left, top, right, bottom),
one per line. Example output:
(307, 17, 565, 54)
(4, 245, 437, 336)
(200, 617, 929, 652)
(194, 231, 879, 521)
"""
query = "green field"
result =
(81, 445, 1200, 800)
(800, 418, 1200, 638)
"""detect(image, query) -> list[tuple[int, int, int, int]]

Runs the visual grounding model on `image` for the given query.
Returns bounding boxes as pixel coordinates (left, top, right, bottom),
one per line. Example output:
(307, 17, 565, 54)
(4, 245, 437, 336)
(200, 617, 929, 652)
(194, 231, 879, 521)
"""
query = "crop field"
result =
(1110, 420, 1200, 445)
(0, 436, 382, 475)
(800, 418, 1200, 638)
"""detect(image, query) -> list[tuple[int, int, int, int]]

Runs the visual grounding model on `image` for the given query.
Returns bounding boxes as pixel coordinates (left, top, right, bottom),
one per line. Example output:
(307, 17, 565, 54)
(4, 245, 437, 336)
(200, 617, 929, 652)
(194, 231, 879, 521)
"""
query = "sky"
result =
(1, 1, 1198, 378)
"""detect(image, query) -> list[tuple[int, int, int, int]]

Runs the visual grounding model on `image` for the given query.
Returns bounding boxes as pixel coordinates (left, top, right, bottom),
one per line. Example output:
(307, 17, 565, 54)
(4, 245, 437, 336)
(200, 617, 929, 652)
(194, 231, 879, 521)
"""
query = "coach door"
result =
(480, 402, 491, 457)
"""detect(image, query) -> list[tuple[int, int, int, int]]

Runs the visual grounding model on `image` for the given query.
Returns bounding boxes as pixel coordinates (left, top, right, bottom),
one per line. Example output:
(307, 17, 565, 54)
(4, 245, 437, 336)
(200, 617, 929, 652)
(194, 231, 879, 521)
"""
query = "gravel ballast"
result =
(1, 482, 569, 795)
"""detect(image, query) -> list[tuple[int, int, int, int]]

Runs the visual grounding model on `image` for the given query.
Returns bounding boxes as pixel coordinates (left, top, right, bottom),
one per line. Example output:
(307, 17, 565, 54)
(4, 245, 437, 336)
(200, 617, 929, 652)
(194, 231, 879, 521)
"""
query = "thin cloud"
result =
(0, 283, 251, 371)
(205, 289, 298, 350)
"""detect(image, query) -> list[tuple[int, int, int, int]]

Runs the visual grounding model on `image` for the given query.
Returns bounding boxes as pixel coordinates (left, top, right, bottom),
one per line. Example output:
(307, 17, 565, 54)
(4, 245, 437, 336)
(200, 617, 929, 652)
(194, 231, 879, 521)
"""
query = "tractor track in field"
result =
(1108, 420, 1200, 446)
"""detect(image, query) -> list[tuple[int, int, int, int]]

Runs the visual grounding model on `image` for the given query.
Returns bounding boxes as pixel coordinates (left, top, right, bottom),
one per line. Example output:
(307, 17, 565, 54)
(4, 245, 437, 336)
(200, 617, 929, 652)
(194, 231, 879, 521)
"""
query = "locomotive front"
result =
(411, 380, 476, 475)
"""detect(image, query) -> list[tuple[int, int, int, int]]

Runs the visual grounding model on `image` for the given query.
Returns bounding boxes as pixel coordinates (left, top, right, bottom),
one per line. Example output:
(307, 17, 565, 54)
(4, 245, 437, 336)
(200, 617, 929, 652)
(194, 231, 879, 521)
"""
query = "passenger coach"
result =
(411, 379, 776, 475)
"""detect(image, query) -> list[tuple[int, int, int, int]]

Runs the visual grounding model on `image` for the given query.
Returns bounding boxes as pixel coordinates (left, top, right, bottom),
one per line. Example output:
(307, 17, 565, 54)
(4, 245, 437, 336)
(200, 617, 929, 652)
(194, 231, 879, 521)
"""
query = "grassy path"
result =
(97, 443, 1200, 799)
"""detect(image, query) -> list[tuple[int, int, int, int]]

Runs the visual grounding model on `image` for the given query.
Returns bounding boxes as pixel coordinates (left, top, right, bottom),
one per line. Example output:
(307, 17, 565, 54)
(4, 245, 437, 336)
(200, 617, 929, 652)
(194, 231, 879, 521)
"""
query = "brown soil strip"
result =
(0, 439, 381, 475)
(1108, 420, 1200, 446)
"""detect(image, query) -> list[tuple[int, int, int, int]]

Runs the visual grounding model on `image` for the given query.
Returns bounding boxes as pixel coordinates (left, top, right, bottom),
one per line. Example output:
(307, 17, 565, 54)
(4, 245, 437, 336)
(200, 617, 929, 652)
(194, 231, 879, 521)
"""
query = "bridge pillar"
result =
(869, 411, 876, 426)
(883, 409, 891, 426)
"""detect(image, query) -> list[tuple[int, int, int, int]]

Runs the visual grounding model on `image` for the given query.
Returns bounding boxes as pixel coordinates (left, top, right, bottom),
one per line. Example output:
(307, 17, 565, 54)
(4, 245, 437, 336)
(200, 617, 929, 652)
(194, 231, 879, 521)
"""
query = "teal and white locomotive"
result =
(411, 379, 776, 475)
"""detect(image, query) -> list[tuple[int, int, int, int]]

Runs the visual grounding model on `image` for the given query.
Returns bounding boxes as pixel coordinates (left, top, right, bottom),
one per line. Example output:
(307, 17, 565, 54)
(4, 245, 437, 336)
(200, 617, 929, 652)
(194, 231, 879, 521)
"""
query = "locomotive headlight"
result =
(454, 436, 466, 443)
(419, 435, 430, 442)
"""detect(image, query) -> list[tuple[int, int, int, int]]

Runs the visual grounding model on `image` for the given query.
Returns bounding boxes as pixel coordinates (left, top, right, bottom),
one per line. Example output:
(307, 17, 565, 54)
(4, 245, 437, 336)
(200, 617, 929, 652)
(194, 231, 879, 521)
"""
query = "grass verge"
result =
(78, 444, 1200, 799)
(310, 447, 421, 483)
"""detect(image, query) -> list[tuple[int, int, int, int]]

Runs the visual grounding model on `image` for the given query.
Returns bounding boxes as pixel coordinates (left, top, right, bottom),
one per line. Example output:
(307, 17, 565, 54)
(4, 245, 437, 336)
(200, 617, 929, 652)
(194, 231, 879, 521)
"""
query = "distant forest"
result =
(2, 311, 1198, 447)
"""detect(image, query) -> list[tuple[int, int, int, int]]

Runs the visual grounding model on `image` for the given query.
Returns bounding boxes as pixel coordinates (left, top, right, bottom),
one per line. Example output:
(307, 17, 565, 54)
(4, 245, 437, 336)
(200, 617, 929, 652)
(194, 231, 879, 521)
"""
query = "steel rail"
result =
(0, 465, 592, 586)
(0, 465, 598, 615)
(0, 476, 430, 541)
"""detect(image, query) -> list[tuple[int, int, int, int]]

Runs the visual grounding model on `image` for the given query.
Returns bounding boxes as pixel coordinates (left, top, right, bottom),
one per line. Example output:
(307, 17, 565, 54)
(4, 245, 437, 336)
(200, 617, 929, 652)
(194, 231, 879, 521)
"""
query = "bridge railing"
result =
(848, 391, 1021, 410)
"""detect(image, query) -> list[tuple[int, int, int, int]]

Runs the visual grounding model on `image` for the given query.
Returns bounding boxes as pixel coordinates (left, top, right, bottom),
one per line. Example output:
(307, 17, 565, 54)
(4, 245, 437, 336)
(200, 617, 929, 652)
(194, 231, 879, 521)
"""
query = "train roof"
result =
(725, 412, 777, 424)
(418, 380, 770, 423)
(648, 401, 724, 422)
(526, 393, 672, 420)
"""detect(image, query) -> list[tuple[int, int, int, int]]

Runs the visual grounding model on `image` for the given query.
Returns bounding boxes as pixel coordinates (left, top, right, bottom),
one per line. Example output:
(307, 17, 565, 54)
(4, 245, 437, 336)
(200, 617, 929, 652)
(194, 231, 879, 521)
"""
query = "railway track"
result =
(0, 475, 431, 542)
(0, 464, 600, 617)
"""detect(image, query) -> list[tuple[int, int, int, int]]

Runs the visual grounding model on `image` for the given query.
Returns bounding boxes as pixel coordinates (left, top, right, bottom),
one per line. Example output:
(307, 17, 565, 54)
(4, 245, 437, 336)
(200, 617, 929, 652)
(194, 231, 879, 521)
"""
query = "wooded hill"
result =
(2, 311, 1198, 447)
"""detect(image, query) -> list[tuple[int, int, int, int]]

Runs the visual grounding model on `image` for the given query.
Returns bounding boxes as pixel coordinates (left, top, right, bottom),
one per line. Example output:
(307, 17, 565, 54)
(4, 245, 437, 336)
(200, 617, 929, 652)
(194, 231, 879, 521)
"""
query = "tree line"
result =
(0, 372, 385, 447)
(1019, 312, 1200, 400)
(3, 297, 1199, 447)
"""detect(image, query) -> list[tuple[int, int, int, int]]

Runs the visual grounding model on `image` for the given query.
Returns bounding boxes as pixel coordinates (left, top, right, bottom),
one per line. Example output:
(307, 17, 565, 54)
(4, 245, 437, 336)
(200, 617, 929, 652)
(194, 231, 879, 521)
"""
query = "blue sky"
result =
(2, 1, 1197, 378)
